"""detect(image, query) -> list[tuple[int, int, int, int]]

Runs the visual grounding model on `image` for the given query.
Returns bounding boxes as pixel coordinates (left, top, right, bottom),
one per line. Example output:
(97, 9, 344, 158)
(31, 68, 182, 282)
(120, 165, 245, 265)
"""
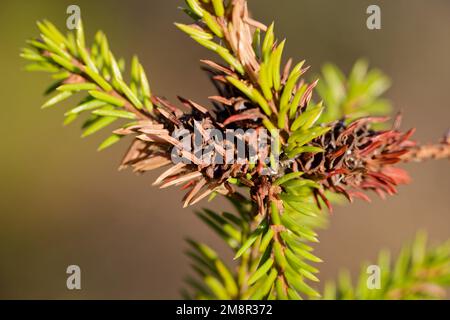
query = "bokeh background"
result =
(0, 0, 449, 299)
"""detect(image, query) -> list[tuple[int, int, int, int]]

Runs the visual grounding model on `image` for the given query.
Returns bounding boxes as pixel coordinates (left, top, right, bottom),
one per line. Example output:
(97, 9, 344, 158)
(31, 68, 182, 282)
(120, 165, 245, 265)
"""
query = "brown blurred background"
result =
(0, 0, 449, 299)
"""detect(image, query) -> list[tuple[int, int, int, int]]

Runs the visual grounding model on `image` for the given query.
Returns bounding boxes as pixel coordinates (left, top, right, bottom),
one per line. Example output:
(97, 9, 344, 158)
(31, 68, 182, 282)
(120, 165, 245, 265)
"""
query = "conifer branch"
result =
(316, 59, 392, 123)
(401, 132, 450, 163)
(22, 0, 449, 300)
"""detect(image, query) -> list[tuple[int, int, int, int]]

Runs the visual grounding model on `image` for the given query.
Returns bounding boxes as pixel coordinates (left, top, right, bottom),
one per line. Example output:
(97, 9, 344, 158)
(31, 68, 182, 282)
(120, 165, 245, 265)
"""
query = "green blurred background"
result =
(0, 0, 449, 299)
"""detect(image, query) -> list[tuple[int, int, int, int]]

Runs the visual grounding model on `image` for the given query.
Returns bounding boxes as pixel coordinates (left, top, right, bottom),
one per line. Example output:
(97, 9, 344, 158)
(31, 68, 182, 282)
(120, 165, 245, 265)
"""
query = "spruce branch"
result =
(22, 19, 154, 150)
(401, 131, 450, 163)
(316, 59, 392, 123)
(22, 0, 449, 300)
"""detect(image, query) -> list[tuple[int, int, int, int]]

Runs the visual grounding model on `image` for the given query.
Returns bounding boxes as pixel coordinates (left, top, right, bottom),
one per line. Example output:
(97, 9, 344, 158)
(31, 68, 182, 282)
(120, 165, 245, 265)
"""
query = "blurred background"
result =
(0, 0, 449, 299)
